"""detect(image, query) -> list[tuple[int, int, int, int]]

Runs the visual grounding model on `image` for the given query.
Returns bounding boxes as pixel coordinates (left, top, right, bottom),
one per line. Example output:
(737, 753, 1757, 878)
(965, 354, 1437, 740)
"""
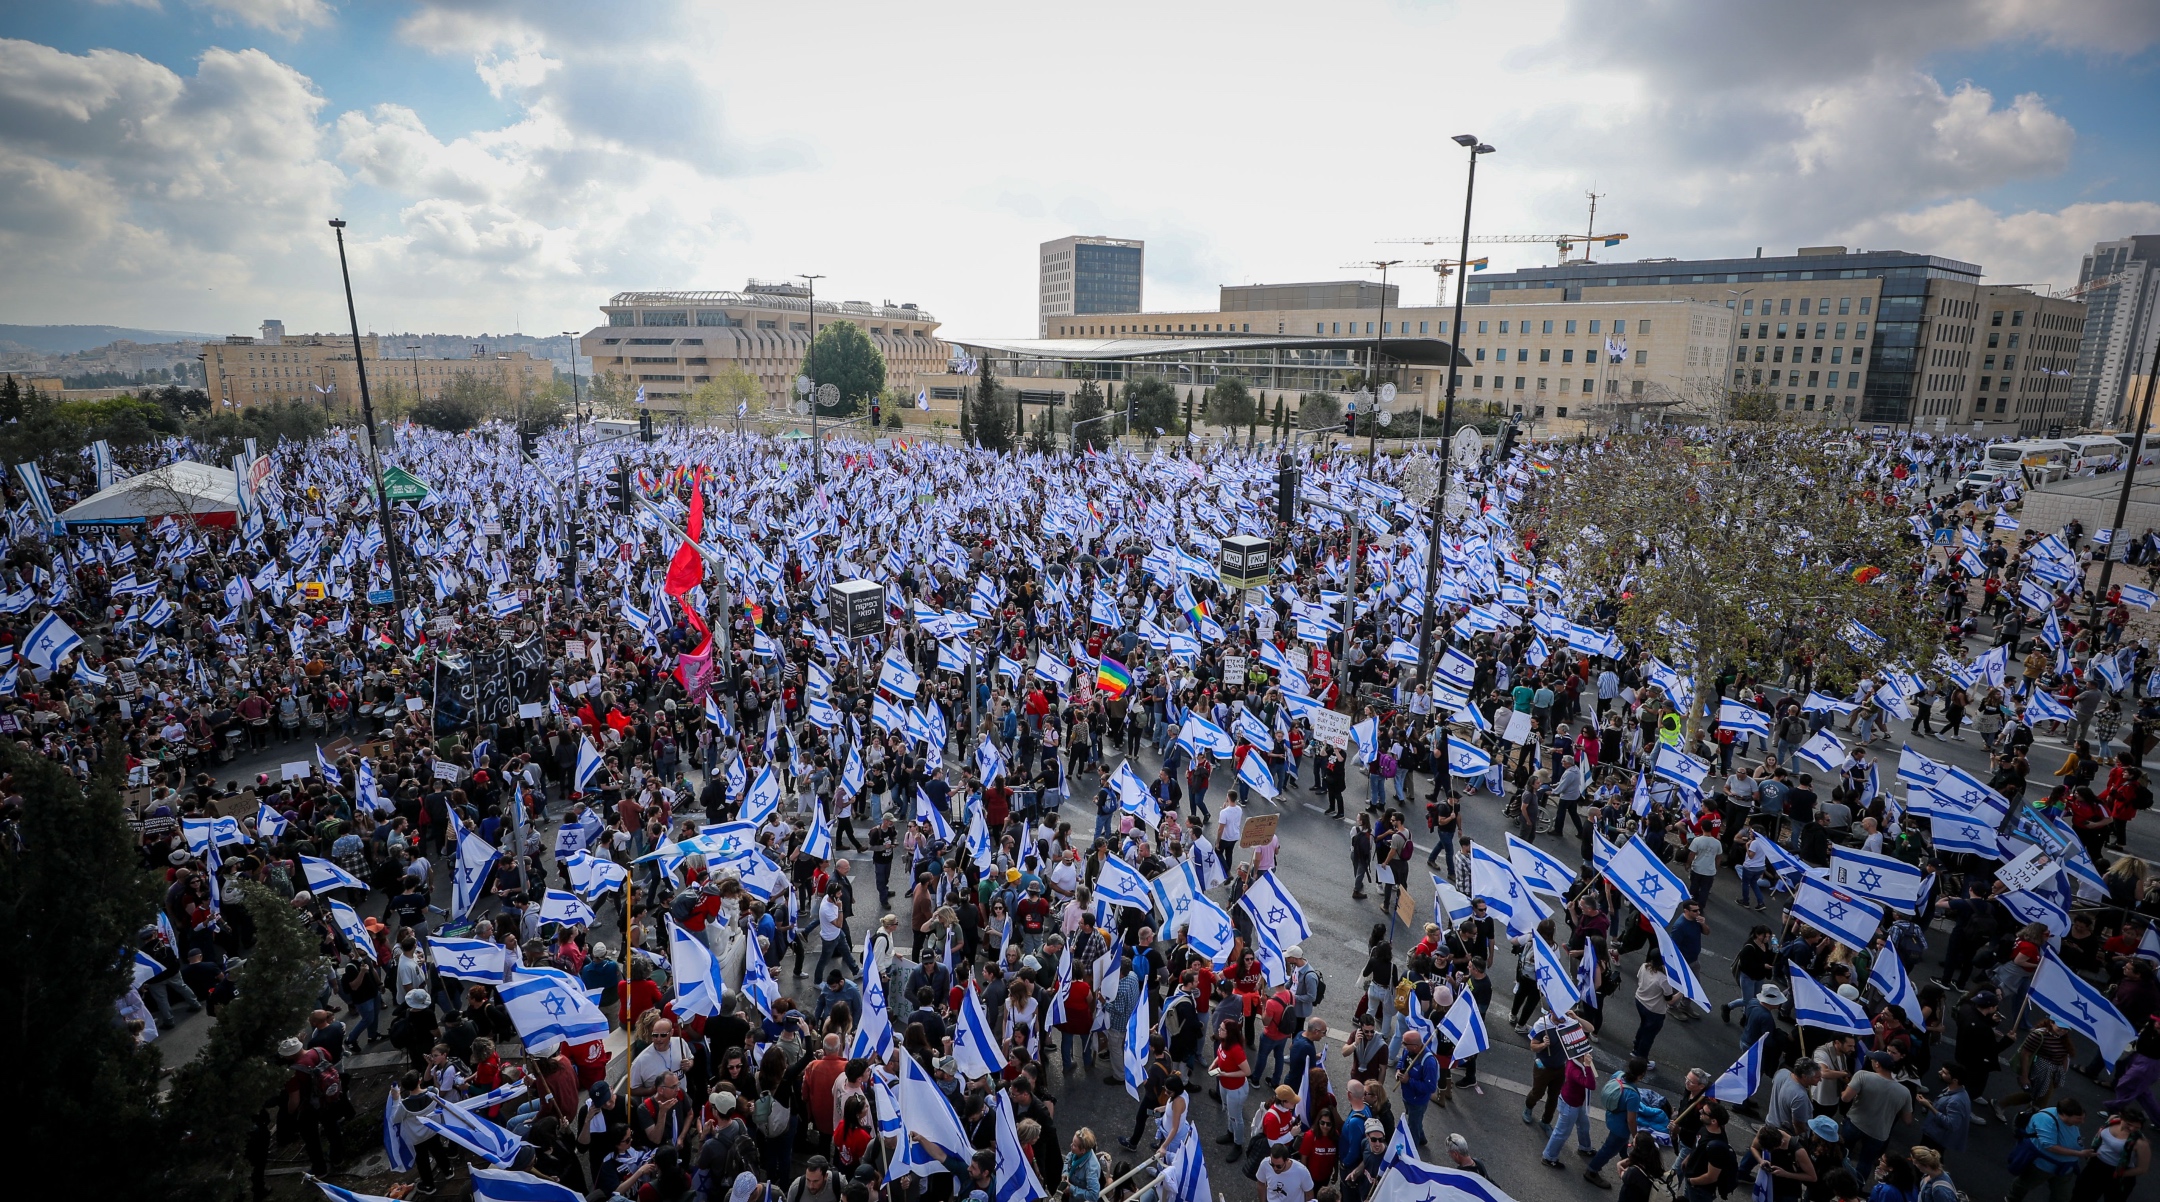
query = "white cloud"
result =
(5, 1, 2156, 339)
(1843, 198, 2160, 289)
(189, 0, 334, 37)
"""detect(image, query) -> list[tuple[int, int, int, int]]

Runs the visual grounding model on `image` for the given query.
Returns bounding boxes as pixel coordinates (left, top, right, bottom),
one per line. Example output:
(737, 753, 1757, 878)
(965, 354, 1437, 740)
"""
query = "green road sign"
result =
(380, 466, 431, 502)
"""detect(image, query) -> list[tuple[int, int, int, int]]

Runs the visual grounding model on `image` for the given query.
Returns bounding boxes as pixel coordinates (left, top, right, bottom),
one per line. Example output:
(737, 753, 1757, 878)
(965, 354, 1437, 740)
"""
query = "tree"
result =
(588, 370, 631, 415)
(800, 320, 886, 416)
(1203, 380, 1254, 431)
(1536, 433, 1935, 740)
(1024, 408, 1058, 455)
(1727, 387, 1787, 424)
(154, 879, 316, 1201)
(1069, 381, 1110, 452)
(0, 744, 163, 1198)
(686, 366, 763, 424)
(410, 371, 501, 432)
(970, 361, 1012, 453)
(1125, 378, 1180, 439)
(1297, 391, 1342, 430)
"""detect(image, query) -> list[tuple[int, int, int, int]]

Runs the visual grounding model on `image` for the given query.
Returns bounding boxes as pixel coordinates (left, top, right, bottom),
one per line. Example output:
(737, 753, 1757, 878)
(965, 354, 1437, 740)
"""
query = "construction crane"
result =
(1340, 258, 1489, 306)
(1382, 190, 1628, 268)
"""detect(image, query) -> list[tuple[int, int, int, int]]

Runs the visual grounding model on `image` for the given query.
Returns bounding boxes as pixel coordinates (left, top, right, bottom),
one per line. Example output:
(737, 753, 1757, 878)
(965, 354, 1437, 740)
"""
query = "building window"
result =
(756, 320, 778, 330)
(1859, 297, 1871, 314)
(1542, 320, 1554, 334)
(1804, 395, 1816, 410)
(1779, 298, 1792, 315)
(1500, 321, 1510, 333)
(1332, 323, 1340, 334)
(1316, 323, 1324, 334)
(1537, 377, 1548, 391)
(1478, 321, 1489, 334)
(2012, 311, 2025, 326)
(1556, 406, 1568, 417)
(1562, 349, 1575, 364)
(1473, 375, 1483, 388)
(642, 311, 688, 327)
(609, 312, 635, 327)
(1534, 405, 1546, 418)
(1827, 371, 1840, 387)
(1634, 350, 1647, 365)
(1475, 348, 1486, 361)
(1587, 378, 1597, 392)
(1539, 348, 1551, 362)
(1515, 376, 1526, 390)
(1419, 321, 1429, 334)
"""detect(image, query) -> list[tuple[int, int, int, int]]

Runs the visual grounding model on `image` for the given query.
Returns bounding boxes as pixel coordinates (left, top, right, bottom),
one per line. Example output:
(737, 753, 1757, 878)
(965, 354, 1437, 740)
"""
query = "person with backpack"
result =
(1256, 979, 1299, 1088)
(2072, 1104, 2150, 1202)
(1913, 1147, 1960, 1202)
(2010, 1097, 2094, 1202)
(275, 1036, 347, 1176)
(1680, 1100, 1739, 1202)
(1584, 1056, 1651, 1189)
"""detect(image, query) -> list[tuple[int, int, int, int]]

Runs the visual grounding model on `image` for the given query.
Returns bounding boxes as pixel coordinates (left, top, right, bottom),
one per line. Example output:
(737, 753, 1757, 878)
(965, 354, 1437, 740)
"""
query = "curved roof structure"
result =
(944, 334, 1467, 366)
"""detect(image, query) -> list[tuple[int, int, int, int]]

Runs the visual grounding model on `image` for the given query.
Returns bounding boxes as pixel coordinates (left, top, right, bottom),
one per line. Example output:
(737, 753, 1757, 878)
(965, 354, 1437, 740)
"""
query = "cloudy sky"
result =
(3, 0, 2157, 342)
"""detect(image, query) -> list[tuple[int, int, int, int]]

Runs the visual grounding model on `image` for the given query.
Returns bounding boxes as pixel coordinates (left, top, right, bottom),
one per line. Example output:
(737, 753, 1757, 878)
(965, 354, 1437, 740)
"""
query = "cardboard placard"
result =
(1995, 844, 2058, 894)
(1556, 1017, 1593, 1062)
(406, 697, 427, 711)
(1222, 654, 1248, 681)
(1239, 813, 1280, 847)
(213, 790, 258, 818)
(322, 736, 354, 761)
(565, 639, 586, 662)
(1287, 646, 1308, 672)
(1307, 708, 1353, 750)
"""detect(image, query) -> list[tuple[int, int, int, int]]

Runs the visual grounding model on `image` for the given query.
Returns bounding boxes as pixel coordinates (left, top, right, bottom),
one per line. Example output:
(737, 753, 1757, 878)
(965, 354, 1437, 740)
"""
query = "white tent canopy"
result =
(59, 460, 241, 527)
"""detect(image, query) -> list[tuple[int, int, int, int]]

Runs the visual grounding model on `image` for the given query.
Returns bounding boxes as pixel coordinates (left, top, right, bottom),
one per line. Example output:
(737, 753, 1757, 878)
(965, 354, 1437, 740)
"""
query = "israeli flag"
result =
(738, 916, 782, 1016)
(1709, 1035, 1768, 1103)
(1470, 841, 1547, 936)
(1868, 942, 1921, 1017)
(418, 1093, 526, 1166)
(539, 889, 597, 929)
(1788, 965, 1871, 1035)
(1791, 729, 1849, 774)
(1717, 701, 1771, 739)
(1433, 874, 1476, 926)
(1033, 649, 1072, 687)
(1122, 984, 1152, 1100)
(1530, 931, 1582, 1015)
(1109, 759, 1159, 826)
(1653, 744, 1711, 795)
(2029, 945, 2137, 1065)
(740, 764, 782, 824)
(563, 849, 628, 903)
(1349, 716, 1379, 764)
(20, 612, 82, 670)
(951, 981, 1008, 1079)
(1931, 763, 2011, 823)
(1653, 920, 1712, 1009)
(1436, 987, 1490, 1058)
(1592, 832, 1689, 925)
(1446, 736, 1493, 778)
(1930, 811, 1999, 858)
(850, 945, 896, 1061)
(878, 649, 921, 701)
(2026, 690, 2076, 724)
(468, 1168, 584, 1202)
(357, 758, 391, 816)
(1829, 846, 1924, 913)
(255, 802, 290, 841)
(2122, 585, 2159, 611)
(801, 802, 835, 862)
(314, 745, 343, 788)
(1184, 891, 1237, 967)
(1177, 713, 1234, 759)
(915, 786, 955, 841)
(1095, 854, 1155, 914)
(2000, 888, 2071, 940)
(430, 935, 508, 983)
(666, 917, 727, 1017)
(382, 1085, 417, 1173)
(572, 738, 605, 792)
(449, 809, 499, 920)
(963, 804, 994, 872)
(14, 462, 57, 527)
(1162, 1120, 1212, 1202)
(1237, 870, 1312, 947)
(1235, 748, 1280, 800)
(986, 1088, 1050, 1202)
(1506, 833, 1575, 898)
(1790, 872, 1885, 953)
(300, 854, 367, 893)
(327, 897, 374, 954)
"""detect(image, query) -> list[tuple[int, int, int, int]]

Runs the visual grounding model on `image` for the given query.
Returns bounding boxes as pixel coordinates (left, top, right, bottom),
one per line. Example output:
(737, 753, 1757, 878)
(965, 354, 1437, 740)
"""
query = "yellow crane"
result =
(1381, 191, 1630, 272)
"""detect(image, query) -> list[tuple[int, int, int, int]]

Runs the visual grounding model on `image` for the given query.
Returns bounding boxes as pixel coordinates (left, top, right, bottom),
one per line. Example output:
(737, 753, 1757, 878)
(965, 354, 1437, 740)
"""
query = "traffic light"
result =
(518, 423, 539, 459)
(870, 398, 881, 426)
(638, 410, 654, 443)
(1344, 409, 1356, 438)
(1494, 419, 1518, 465)
(606, 465, 633, 514)
(1275, 454, 1298, 525)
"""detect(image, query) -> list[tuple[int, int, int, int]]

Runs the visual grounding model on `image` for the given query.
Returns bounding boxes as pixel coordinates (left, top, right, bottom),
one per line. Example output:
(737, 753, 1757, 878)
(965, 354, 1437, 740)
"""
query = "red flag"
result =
(663, 466, 706, 597)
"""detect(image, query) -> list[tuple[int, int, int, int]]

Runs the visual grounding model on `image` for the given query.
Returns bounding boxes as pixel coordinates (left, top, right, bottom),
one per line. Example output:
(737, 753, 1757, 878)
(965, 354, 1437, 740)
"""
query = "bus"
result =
(1984, 438, 2074, 482)
(2114, 431, 2160, 465)
(2066, 434, 2126, 473)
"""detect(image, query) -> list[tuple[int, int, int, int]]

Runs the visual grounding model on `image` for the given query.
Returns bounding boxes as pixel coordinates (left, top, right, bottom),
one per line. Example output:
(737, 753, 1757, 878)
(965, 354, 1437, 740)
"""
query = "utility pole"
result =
(329, 218, 408, 610)
(563, 330, 584, 600)
(2086, 330, 2160, 641)
(1416, 135, 1495, 687)
(801, 274, 825, 483)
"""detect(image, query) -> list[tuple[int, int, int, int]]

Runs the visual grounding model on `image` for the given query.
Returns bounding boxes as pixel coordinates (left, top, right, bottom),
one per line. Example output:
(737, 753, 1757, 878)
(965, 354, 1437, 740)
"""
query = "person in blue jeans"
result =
(1583, 1056, 1649, 1188)
(1397, 1028, 1442, 1152)
(2007, 1098, 2089, 1202)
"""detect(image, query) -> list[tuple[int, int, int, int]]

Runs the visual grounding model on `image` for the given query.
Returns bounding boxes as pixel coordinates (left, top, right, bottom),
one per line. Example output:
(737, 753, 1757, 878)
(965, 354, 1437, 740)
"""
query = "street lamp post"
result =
(800, 273, 825, 483)
(2085, 330, 2160, 641)
(562, 330, 585, 598)
(1415, 134, 1494, 688)
(328, 218, 409, 610)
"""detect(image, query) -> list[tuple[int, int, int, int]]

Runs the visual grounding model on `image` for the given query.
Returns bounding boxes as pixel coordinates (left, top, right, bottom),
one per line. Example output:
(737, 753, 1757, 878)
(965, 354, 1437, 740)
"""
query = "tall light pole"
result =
(562, 330, 585, 599)
(329, 218, 408, 610)
(800, 273, 825, 483)
(2086, 330, 2160, 641)
(1415, 134, 1494, 687)
(407, 343, 422, 407)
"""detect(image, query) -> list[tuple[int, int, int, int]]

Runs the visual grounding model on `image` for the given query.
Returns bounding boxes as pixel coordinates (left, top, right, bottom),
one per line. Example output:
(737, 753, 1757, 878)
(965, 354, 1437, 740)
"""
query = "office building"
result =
(2074, 236, 2160, 427)
(199, 321, 550, 409)
(1466, 246, 2084, 433)
(1041, 282, 1729, 429)
(580, 284, 945, 410)
(1039, 236, 1143, 336)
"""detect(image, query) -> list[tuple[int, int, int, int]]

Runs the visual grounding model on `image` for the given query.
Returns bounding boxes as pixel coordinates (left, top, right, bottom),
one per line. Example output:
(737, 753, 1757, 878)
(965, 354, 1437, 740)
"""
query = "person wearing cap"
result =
(389, 986, 440, 1073)
(277, 1034, 347, 1175)
(1840, 1050, 1911, 1167)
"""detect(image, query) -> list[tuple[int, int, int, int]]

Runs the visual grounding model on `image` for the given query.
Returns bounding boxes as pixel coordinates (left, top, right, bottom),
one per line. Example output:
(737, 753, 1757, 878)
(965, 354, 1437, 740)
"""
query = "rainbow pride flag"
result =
(1095, 657, 1133, 699)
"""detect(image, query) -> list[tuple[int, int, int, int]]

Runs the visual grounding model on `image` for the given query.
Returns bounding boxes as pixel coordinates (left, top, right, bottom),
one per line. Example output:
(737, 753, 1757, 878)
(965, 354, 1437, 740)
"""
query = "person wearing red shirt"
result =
(1210, 1021, 1252, 1154)
(567, 1034, 611, 1089)
(619, 962, 665, 1030)
(1300, 1109, 1342, 1185)
(802, 1034, 848, 1146)
(1056, 977, 1095, 1074)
